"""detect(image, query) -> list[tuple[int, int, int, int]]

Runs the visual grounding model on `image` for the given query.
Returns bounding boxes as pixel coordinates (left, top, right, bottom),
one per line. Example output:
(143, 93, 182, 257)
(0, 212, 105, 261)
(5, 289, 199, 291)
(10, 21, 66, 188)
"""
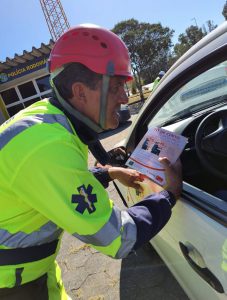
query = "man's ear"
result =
(71, 82, 87, 103)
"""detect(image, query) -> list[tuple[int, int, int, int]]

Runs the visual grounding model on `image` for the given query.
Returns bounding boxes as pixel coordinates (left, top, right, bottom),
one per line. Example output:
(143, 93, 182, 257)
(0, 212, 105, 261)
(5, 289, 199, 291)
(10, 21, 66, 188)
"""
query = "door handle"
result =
(179, 242, 224, 293)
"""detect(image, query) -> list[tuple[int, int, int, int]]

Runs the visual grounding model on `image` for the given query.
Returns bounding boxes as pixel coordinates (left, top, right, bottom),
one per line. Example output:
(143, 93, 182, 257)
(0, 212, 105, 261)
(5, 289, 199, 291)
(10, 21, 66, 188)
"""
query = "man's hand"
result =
(108, 167, 144, 190)
(159, 157, 182, 199)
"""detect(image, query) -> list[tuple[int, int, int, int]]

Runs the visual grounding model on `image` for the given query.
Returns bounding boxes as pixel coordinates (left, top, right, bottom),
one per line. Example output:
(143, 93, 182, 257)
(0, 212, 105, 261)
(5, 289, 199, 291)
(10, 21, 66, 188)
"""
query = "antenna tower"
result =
(39, 0, 70, 41)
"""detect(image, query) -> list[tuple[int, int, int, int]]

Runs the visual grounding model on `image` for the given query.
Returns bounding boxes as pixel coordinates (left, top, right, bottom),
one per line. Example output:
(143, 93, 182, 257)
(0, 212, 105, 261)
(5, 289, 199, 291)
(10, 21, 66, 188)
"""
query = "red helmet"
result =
(49, 24, 132, 81)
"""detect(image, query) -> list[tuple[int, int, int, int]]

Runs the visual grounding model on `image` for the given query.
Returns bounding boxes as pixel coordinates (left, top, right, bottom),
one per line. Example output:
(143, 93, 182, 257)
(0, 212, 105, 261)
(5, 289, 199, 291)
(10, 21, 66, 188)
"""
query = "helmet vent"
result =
(92, 35, 99, 40)
(100, 42, 107, 49)
(83, 31, 89, 36)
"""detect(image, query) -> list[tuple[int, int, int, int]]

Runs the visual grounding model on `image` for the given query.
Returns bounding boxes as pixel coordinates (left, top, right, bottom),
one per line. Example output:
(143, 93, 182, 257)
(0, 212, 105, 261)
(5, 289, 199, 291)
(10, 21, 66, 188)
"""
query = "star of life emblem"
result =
(71, 184, 97, 214)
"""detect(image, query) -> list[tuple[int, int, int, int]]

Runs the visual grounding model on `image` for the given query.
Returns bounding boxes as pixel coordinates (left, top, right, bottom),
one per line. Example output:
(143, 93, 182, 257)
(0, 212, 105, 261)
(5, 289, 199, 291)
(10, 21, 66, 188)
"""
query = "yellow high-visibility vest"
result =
(0, 99, 136, 288)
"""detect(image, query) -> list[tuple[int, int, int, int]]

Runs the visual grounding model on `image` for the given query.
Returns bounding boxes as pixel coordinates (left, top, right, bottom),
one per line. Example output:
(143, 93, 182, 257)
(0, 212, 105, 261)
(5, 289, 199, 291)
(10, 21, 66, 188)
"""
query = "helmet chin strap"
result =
(99, 74, 110, 129)
(50, 69, 107, 133)
(98, 61, 115, 129)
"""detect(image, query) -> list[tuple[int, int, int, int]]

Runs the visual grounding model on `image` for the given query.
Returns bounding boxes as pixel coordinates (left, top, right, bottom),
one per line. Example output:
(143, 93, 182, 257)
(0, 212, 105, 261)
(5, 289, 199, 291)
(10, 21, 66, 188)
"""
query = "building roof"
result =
(0, 40, 55, 73)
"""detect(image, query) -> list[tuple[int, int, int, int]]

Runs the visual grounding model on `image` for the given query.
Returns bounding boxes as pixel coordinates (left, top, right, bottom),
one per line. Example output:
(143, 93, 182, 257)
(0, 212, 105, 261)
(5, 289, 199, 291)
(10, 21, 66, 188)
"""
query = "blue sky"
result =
(0, 0, 226, 61)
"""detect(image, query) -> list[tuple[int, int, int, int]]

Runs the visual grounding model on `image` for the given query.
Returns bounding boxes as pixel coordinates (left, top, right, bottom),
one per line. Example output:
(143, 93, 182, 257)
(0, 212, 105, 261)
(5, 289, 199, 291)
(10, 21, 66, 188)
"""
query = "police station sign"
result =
(0, 56, 49, 84)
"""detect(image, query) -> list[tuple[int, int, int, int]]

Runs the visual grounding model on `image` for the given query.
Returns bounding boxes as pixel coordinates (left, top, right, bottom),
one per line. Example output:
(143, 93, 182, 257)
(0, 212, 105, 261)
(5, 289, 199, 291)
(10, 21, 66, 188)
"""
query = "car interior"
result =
(180, 108, 227, 200)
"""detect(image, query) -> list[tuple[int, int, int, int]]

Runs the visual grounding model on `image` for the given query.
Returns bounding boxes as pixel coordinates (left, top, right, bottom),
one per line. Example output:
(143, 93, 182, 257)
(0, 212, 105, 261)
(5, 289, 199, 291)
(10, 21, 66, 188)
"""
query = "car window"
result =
(143, 57, 227, 216)
(149, 60, 227, 128)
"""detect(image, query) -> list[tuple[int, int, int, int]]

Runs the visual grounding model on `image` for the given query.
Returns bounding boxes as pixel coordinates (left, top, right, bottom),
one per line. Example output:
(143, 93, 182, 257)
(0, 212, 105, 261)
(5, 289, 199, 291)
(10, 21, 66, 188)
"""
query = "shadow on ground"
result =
(119, 243, 189, 300)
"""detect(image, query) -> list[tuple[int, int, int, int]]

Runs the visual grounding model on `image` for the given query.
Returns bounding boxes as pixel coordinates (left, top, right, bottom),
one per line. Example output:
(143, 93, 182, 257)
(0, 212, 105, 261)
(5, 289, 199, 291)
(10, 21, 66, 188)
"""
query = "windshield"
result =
(150, 61, 227, 127)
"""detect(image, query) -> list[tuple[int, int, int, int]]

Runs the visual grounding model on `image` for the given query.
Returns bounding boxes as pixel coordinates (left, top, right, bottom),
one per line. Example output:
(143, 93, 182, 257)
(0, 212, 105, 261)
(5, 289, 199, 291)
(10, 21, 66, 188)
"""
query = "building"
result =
(0, 40, 54, 124)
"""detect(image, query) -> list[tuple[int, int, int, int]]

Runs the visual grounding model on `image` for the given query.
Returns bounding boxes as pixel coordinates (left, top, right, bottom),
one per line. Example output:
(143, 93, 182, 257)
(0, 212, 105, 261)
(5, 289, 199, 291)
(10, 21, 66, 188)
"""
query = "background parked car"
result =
(118, 104, 131, 124)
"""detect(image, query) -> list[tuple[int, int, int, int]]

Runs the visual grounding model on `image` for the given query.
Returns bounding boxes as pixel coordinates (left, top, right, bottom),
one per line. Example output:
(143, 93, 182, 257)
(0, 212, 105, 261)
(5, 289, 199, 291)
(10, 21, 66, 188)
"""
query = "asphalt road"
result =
(57, 111, 189, 300)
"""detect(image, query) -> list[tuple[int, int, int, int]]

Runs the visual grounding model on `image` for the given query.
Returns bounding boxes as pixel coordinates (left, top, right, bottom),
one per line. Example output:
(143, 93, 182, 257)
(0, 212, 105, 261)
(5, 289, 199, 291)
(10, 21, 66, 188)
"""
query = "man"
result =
(152, 70, 166, 91)
(222, 239, 227, 279)
(0, 24, 181, 299)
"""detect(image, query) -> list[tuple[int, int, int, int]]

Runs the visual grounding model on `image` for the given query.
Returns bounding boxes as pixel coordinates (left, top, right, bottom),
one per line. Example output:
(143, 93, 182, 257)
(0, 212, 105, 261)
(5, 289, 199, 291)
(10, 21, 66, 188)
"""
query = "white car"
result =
(109, 22, 227, 300)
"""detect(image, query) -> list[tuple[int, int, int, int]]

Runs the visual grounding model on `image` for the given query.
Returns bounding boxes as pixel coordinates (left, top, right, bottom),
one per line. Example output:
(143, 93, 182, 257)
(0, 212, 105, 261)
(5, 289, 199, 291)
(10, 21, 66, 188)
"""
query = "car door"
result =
(113, 33, 227, 300)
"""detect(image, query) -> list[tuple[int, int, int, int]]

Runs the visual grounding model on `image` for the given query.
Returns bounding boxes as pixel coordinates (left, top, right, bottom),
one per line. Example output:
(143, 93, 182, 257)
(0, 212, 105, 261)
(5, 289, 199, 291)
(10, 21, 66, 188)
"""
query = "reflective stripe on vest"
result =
(0, 221, 63, 248)
(222, 260, 227, 272)
(222, 240, 227, 272)
(73, 207, 136, 257)
(0, 114, 73, 150)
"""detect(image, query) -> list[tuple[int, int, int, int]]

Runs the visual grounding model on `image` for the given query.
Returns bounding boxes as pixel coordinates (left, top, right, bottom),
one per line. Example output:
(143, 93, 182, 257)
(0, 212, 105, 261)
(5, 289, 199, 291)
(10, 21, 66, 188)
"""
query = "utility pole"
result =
(39, 0, 70, 41)
(222, 1, 227, 20)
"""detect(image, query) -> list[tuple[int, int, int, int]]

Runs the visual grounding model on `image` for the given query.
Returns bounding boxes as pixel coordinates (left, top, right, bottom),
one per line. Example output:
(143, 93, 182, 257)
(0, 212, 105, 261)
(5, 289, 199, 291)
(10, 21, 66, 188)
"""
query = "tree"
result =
(112, 19, 174, 100)
(173, 21, 217, 60)
(202, 20, 218, 35)
(131, 80, 137, 95)
(173, 25, 204, 59)
(222, 1, 227, 20)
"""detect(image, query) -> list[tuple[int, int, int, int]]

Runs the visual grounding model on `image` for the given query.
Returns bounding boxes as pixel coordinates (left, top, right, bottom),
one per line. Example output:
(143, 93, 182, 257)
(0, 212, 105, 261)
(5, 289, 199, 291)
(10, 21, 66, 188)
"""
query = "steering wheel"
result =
(195, 109, 227, 180)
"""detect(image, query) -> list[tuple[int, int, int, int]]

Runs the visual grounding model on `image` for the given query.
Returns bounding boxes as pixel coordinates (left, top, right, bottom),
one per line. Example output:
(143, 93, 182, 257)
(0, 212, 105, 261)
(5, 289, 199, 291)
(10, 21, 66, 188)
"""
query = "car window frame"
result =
(183, 182, 227, 226)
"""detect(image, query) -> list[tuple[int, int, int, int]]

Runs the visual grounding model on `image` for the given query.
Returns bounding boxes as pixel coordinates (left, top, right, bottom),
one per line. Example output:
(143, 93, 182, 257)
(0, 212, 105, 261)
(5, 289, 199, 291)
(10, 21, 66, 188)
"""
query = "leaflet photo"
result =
(108, 22, 227, 300)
